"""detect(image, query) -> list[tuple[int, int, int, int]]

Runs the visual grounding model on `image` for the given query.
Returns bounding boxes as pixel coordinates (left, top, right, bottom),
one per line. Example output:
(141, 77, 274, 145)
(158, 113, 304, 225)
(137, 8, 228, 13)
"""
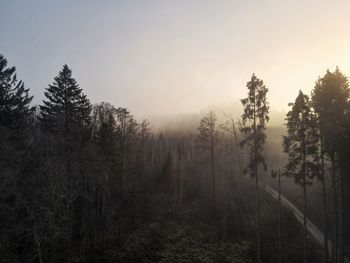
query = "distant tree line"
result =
(1, 53, 349, 263)
(0, 54, 246, 262)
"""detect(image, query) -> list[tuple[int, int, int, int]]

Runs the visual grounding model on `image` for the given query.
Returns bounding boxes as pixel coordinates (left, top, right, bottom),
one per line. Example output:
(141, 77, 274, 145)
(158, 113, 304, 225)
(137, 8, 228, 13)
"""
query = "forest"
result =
(1, 52, 350, 263)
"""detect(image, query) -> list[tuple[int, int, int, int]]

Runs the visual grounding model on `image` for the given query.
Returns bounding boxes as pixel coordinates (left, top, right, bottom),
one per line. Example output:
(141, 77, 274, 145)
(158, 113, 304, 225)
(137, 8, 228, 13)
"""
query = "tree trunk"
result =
(120, 136, 125, 196)
(211, 138, 215, 220)
(302, 113, 307, 263)
(33, 225, 43, 263)
(331, 152, 337, 263)
(320, 137, 329, 263)
(232, 121, 242, 178)
(255, 163, 261, 263)
(339, 165, 344, 263)
(341, 180, 344, 263)
(303, 174, 308, 263)
(252, 86, 261, 263)
(278, 170, 282, 263)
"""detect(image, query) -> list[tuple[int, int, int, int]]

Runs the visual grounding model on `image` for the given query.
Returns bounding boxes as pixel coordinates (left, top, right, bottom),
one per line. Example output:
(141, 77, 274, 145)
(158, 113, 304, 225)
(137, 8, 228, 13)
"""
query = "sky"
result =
(1, 0, 350, 118)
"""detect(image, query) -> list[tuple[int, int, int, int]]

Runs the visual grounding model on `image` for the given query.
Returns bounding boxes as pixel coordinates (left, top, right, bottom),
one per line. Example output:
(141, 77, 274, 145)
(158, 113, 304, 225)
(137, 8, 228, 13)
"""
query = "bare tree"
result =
(197, 111, 219, 219)
(221, 113, 243, 183)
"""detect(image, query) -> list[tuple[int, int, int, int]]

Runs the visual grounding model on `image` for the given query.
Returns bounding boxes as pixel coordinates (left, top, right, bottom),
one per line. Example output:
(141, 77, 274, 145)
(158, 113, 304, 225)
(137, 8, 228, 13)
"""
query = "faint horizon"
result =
(2, 0, 350, 116)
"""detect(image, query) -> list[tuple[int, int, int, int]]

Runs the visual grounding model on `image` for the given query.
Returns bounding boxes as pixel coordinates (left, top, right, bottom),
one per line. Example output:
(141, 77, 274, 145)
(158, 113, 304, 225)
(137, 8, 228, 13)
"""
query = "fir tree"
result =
(283, 90, 320, 263)
(0, 54, 33, 261)
(0, 54, 33, 131)
(39, 64, 91, 140)
(312, 68, 349, 263)
(240, 73, 269, 263)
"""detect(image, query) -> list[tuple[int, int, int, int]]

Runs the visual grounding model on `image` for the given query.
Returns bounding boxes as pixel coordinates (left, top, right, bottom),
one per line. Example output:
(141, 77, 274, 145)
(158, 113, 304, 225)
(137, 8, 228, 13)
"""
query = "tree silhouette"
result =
(0, 54, 33, 262)
(38, 65, 92, 261)
(283, 90, 320, 263)
(92, 102, 118, 177)
(39, 64, 91, 140)
(197, 110, 218, 219)
(312, 68, 349, 263)
(115, 107, 138, 195)
(240, 73, 269, 263)
(0, 54, 33, 131)
(0, 51, 339, 263)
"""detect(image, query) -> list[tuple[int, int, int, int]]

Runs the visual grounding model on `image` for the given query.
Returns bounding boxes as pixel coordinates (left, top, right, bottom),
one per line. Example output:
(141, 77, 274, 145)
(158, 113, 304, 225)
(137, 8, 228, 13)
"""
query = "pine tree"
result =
(283, 90, 320, 263)
(39, 64, 91, 140)
(0, 54, 33, 261)
(38, 65, 92, 261)
(312, 68, 349, 263)
(240, 73, 269, 263)
(0, 54, 33, 131)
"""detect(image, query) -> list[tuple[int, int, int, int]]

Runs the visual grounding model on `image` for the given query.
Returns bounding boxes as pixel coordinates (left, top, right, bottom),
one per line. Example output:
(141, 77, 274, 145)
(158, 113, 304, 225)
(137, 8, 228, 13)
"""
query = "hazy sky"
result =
(1, 0, 350, 118)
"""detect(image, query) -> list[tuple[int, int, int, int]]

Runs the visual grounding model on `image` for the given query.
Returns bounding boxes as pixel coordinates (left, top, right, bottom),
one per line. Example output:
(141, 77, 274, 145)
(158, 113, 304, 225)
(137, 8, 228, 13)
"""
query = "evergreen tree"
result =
(39, 64, 91, 139)
(312, 68, 349, 263)
(0, 54, 33, 261)
(0, 54, 33, 131)
(240, 73, 269, 263)
(283, 90, 320, 263)
(38, 65, 92, 261)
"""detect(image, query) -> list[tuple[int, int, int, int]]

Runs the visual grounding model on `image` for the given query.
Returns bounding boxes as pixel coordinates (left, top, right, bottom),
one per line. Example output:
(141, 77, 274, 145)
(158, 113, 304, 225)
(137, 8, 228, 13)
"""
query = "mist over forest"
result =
(147, 103, 286, 133)
(2, 1, 350, 263)
(2, 52, 350, 263)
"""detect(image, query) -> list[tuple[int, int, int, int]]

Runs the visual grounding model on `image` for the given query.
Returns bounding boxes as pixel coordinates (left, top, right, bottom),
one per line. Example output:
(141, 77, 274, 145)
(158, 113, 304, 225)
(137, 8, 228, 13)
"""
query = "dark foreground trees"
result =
(0, 53, 346, 263)
(283, 90, 320, 263)
(0, 56, 148, 262)
(240, 73, 269, 263)
(0, 54, 33, 130)
(0, 54, 34, 262)
(37, 65, 93, 262)
(312, 68, 350, 263)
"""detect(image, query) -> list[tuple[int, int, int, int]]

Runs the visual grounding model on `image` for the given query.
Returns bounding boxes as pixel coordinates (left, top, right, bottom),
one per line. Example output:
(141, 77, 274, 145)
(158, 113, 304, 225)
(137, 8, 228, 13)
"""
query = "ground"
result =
(89, 184, 323, 263)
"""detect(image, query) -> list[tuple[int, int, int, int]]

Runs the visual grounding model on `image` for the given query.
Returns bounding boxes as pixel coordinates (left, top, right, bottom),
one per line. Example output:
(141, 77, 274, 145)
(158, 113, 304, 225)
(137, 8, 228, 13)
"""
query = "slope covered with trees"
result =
(1, 53, 349, 263)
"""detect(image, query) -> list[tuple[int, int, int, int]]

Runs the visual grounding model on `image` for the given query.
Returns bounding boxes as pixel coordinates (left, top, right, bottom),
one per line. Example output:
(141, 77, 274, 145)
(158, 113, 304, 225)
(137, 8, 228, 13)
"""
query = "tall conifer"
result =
(283, 90, 319, 263)
(40, 64, 91, 139)
(240, 73, 269, 263)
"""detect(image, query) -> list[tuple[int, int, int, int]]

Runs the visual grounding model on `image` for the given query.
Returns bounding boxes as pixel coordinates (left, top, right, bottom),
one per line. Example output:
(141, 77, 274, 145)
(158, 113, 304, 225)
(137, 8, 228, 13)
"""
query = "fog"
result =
(2, 1, 350, 117)
(146, 102, 286, 133)
(2, 1, 350, 262)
